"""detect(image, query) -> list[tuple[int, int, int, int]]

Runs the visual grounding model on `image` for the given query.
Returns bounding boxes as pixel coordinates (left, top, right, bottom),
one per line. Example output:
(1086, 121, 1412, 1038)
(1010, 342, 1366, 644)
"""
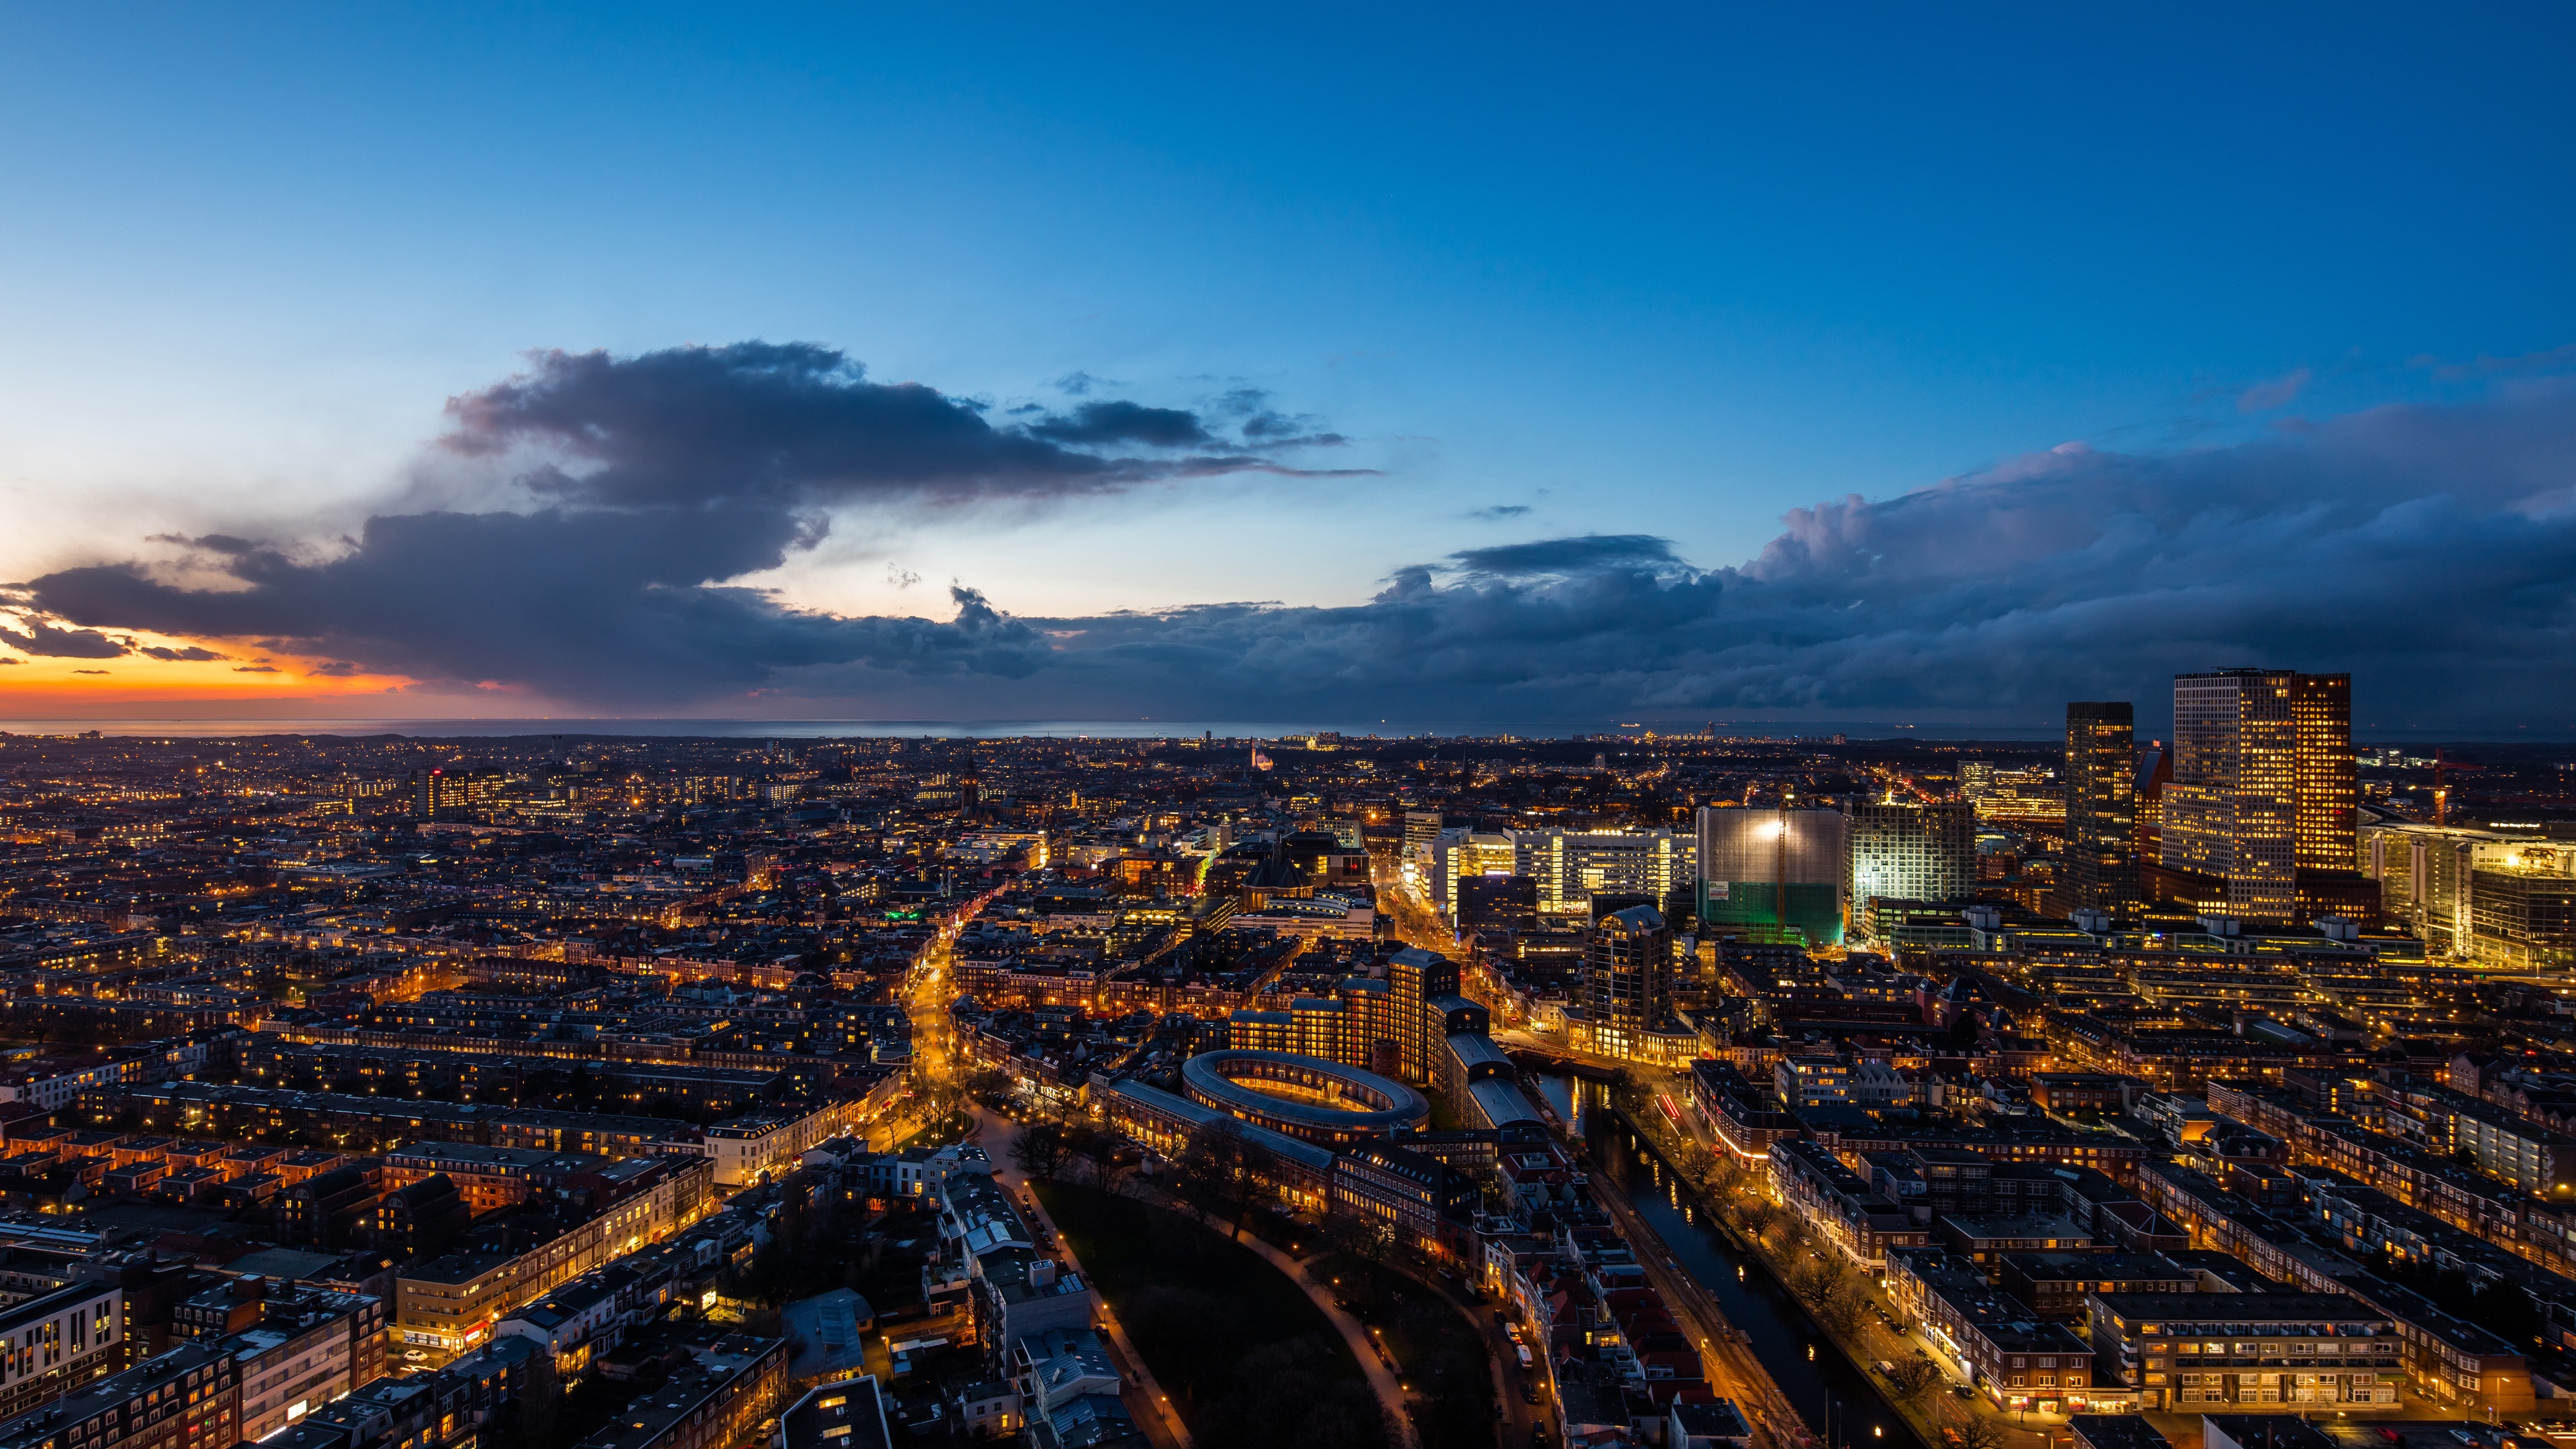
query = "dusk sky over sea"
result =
(3, 5, 2573, 731)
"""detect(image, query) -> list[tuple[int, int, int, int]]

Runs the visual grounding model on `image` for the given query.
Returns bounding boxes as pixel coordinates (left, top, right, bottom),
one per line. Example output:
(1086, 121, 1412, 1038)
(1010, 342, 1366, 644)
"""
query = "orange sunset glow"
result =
(0, 631, 411, 711)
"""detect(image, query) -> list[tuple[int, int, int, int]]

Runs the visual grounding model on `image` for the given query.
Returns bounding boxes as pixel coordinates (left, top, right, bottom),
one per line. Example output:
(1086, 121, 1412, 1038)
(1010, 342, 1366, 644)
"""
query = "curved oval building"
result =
(1180, 1049, 1430, 1144)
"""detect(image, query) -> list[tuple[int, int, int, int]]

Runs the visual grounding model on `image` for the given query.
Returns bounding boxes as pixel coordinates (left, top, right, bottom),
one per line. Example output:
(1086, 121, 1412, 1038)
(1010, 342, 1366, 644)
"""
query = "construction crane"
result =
(2434, 746, 2482, 826)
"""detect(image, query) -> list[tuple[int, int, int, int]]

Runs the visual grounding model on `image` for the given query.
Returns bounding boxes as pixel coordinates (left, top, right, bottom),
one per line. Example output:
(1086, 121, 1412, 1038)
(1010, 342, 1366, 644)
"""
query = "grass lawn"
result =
(1313, 1251, 1501, 1449)
(1034, 1181, 1396, 1449)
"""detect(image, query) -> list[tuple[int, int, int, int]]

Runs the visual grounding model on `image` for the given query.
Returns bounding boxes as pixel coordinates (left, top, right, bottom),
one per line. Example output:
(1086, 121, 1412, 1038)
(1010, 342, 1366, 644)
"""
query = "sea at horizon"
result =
(0, 716, 2561, 744)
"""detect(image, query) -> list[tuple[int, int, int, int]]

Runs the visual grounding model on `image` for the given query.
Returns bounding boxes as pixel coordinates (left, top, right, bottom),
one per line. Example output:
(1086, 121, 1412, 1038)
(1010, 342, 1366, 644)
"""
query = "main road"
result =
(1368, 853, 1533, 1030)
(899, 907, 1197, 1449)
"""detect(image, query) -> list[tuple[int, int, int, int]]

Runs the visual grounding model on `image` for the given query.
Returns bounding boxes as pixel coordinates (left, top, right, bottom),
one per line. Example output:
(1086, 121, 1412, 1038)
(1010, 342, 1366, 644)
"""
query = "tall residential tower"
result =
(1582, 905, 1675, 1059)
(1844, 801, 1975, 914)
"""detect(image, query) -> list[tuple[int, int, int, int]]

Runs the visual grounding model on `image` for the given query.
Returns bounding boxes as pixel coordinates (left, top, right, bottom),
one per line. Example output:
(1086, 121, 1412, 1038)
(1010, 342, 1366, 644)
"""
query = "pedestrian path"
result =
(1227, 1230, 1424, 1449)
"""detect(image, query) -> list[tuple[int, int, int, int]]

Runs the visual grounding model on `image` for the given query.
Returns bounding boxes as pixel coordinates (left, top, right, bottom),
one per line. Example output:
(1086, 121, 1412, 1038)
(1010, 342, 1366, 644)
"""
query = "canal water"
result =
(1538, 1075, 1925, 1449)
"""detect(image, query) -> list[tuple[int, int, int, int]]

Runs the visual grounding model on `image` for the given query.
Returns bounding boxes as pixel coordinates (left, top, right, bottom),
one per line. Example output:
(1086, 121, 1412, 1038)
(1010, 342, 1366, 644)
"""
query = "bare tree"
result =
(1884, 1356, 1943, 1402)
(1229, 1134, 1278, 1241)
(1778, 1213, 1814, 1256)
(1336, 1211, 1400, 1267)
(1669, 1140, 1716, 1188)
(1177, 1118, 1249, 1228)
(1951, 1409, 2008, 1449)
(1705, 1152, 1747, 1200)
(1787, 1254, 1855, 1316)
(1010, 1121, 1071, 1181)
(1735, 1198, 1778, 1239)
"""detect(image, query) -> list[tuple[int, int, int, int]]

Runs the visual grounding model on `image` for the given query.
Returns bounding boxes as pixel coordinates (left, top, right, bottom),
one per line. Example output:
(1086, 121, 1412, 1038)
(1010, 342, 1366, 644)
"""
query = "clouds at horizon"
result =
(15, 348, 2576, 728)
(10, 341, 1345, 696)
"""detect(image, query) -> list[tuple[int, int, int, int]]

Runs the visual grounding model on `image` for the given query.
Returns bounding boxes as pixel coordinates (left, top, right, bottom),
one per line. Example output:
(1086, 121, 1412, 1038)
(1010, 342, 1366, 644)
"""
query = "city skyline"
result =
(0, 688, 2567, 1446)
(5, 10, 2576, 1441)
(3, 9, 2573, 730)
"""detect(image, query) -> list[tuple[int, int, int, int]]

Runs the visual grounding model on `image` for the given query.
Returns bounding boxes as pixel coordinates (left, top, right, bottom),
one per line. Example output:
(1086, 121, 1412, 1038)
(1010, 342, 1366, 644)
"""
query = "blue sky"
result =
(3, 5, 2573, 725)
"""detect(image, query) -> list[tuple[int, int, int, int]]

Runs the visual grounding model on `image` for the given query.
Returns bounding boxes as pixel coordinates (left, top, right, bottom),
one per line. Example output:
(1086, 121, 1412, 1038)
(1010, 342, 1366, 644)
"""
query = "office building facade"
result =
(1455, 874, 1537, 936)
(1427, 830, 1517, 916)
(2468, 847, 2576, 971)
(2160, 669, 2355, 921)
(2360, 822, 2517, 953)
(1509, 828, 1691, 920)
(2060, 702, 2139, 913)
(2290, 674, 2355, 871)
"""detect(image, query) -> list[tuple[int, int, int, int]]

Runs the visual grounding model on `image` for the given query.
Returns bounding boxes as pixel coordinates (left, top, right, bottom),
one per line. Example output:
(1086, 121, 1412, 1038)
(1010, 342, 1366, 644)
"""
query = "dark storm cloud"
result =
(936, 385, 2574, 728)
(30, 363, 2576, 728)
(1023, 400, 1212, 447)
(20, 341, 1377, 702)
(0, 619, 131, 658)
(137, 645, 226, 661)
(1446, 534, 1682, 578)
(442, 341, 1342, 512)
(30, 507, 1044, 702)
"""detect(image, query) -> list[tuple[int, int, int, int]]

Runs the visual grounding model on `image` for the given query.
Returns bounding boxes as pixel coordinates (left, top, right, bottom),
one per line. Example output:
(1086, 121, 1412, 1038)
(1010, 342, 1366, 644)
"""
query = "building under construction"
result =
(1694, 804, 1846, 946)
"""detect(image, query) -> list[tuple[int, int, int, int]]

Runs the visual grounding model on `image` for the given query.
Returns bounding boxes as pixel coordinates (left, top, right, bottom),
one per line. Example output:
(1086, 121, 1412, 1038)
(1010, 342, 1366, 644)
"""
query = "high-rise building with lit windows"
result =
(1428, 830, 1517, 915)
(1583, 905, 1674, 1050)
(1507, 828, 1691, 920)
(2059, 701, 2138, 912)
(1844, 801, 1974, 916)
(2159, 669, 2354, 920)
(2292, 673, 2356, 871)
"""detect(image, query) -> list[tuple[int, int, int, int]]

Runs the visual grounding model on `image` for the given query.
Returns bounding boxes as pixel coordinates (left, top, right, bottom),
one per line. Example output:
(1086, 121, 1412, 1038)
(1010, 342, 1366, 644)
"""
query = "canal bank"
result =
(1538, 1073, 1928, 1449)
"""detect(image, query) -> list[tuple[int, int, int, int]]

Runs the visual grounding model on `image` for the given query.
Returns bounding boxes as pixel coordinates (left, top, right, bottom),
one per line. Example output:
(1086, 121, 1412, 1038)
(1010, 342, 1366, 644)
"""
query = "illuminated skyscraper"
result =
(2160, 669, 2353, 920)
(1381, 945, 1458, 1085)
(2059, 701, 2138, 912)
(2292, 673, 2356, 871)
